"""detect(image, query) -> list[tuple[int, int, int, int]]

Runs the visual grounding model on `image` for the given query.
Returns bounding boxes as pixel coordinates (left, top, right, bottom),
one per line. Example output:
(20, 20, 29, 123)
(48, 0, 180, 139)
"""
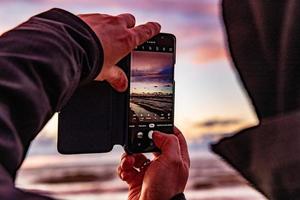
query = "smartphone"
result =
(125, 33, 176, 153)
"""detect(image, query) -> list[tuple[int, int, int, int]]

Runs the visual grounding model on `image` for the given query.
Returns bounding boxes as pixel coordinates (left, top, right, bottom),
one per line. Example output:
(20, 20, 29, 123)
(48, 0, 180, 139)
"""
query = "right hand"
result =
(118, 127, 190, 200)
(78, 13, 161, 92)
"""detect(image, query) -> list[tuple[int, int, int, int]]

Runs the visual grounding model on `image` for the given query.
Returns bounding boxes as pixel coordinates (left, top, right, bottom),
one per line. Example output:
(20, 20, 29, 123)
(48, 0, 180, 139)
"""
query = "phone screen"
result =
(127, 35, 175, 153)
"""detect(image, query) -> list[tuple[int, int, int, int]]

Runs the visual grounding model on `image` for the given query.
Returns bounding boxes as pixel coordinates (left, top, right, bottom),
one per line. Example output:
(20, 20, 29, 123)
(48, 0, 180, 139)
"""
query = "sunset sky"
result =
(131, 51, 173, 94)
(0, 0, 258, 139)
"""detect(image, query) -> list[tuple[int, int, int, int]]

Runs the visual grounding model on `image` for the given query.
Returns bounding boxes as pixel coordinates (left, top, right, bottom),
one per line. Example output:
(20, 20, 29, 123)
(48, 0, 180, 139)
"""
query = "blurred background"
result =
(1, 0, 266, 199)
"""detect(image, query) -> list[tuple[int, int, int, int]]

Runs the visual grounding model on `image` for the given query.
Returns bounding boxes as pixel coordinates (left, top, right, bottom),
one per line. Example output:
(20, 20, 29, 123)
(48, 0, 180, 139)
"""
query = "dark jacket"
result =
(213, 1, 300, 199)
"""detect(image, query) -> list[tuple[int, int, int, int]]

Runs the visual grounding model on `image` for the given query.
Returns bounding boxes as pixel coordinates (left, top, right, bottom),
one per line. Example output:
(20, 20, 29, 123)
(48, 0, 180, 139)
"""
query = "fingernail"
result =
(120, 172, 124, 180)
(157, 23, 161, 29)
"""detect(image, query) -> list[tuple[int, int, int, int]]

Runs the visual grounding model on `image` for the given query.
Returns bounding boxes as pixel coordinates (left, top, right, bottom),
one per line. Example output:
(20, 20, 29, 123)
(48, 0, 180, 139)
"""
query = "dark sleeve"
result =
(212, 0, 300, 199)
(170, 193, 186, 200)
(212, 112, 300, 199)
(0, 8, 103, 199)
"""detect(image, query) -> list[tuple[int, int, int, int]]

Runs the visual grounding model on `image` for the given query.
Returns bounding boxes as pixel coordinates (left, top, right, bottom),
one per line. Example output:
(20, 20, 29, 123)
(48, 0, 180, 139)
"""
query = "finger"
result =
(120, 155, 135, 170)
(118, 166, 138, 182)
(132, 154, 148, 168)
(120, 170, 138, 181)
(120, 154, 148, 170)
(118, 155, 144, 184)
(130, 22, 161, 47)
(117, 155, 136, 181)
(152, 131, 181, 159)
(173, 126, 190, 167)
(117, 13, 136, 28)
(105, 65, 128, 92)
(152, 152, 161, 158)
(120, 152, 128, 161)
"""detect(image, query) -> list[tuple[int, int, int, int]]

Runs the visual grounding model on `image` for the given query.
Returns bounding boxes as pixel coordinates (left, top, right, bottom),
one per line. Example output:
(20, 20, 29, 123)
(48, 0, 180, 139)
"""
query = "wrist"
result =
(140, 186, 178, 200)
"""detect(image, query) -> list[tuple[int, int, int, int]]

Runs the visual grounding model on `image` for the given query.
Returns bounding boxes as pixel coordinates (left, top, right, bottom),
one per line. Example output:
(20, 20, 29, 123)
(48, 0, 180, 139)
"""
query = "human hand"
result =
(117, 127, 190, 200)
(78, 13, 161, 92)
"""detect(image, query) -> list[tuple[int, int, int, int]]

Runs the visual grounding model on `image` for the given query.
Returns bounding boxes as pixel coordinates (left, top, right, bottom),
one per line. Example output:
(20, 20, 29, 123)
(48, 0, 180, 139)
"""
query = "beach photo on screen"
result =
(130, 51, 174, 123)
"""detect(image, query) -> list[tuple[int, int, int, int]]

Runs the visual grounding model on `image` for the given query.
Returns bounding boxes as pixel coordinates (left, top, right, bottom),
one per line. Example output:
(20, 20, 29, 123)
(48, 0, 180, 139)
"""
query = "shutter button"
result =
(148, 130, 154, 139)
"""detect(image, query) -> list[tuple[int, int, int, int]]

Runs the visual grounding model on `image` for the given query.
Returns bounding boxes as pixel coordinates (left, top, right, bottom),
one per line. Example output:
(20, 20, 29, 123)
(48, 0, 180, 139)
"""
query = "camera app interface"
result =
(129, 48, 174, 149)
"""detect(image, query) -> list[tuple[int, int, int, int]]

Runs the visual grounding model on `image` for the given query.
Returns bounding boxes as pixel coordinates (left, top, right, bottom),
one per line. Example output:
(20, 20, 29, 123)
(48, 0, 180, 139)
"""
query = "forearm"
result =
(0, 8, 102, 199)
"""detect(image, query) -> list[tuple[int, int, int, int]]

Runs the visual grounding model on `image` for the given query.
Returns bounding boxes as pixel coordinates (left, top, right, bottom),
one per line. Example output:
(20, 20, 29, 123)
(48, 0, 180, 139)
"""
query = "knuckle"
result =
(106, 16, 121, 25)
(164, 135, 180, 149)
(144, 26, 152, 37)
(117, 30, 132, 45)
(128, 13, 135, 20)
(115, 15, 124, 24)
(114, 16, 122, 25)
(126, 13, 136, 23)
(136, 25, 151, 38)
(146, 22, 158, 34)
(129, 32, 136, 45)
(96, 14, 110, 22)
(147, 21, 156, 28)
(169, 155, 182, 166)
(167, 134, 179, 144)
(124, 31, 136, 47)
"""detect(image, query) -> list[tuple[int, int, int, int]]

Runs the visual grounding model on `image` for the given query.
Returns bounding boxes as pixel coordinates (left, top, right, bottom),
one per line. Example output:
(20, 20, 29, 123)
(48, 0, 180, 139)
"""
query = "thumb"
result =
(101, 65, 128, 92)
(152, 131, 180, 157)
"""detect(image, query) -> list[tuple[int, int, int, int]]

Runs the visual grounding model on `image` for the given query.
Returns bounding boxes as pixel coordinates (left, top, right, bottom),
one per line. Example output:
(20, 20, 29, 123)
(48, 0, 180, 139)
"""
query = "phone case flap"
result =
(57, 57, 129, 154)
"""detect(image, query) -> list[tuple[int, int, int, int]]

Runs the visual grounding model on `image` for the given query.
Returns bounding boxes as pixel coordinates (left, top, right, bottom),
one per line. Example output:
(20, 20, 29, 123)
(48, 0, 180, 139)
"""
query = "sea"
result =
(16, 135, 266, 200)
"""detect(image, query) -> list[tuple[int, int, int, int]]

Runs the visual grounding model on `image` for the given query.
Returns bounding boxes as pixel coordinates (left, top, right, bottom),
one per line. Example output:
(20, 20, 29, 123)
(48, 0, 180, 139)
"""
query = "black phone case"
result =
(57, 56, 130, 154)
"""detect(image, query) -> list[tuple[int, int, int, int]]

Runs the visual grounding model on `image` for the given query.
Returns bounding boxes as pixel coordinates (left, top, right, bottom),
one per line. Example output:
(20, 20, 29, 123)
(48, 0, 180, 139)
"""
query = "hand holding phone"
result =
(118, 127, 190, 200)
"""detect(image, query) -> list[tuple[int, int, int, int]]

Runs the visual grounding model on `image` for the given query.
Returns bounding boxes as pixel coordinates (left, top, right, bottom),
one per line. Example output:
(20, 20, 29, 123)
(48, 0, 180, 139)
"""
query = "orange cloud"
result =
(188, 117, 257, 139)
(194, 42, 227, 63)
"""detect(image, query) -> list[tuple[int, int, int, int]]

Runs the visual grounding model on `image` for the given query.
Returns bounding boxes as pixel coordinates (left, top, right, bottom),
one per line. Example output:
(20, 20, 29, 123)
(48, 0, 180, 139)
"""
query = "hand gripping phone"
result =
(57, 33, 176, 154)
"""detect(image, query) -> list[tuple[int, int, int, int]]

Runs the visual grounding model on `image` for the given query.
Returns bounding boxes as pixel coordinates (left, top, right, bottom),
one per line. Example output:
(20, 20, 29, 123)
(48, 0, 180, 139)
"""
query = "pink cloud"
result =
(193, 35, 227, 63)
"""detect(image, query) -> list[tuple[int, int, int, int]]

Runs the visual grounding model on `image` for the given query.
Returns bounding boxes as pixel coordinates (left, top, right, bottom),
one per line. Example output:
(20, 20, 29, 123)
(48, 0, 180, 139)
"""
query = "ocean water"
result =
(16, 137, 266, 200)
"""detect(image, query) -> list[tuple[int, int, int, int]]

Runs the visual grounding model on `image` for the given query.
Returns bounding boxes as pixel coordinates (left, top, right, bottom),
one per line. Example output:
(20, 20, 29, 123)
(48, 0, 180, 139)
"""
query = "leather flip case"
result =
(57, 56, 130, 154)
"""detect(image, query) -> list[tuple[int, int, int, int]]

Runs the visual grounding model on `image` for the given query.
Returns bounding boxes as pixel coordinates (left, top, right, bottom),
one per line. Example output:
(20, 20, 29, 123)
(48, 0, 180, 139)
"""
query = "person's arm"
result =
(0, 8, 160, 199)
(0, 8, 102, 199)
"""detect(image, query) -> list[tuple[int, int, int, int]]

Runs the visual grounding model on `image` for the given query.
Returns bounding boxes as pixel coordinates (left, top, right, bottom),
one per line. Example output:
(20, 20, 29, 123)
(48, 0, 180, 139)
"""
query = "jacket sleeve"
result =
(213, 0, 300, 199)
(0, 8, 103, 199)
(212, 111, 300, 199)
(170, 193, 186, 200)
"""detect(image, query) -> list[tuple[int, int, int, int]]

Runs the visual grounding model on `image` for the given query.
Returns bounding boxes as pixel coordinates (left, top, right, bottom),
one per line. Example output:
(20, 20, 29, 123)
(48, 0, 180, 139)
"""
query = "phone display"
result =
(127, 33, 176, 153)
